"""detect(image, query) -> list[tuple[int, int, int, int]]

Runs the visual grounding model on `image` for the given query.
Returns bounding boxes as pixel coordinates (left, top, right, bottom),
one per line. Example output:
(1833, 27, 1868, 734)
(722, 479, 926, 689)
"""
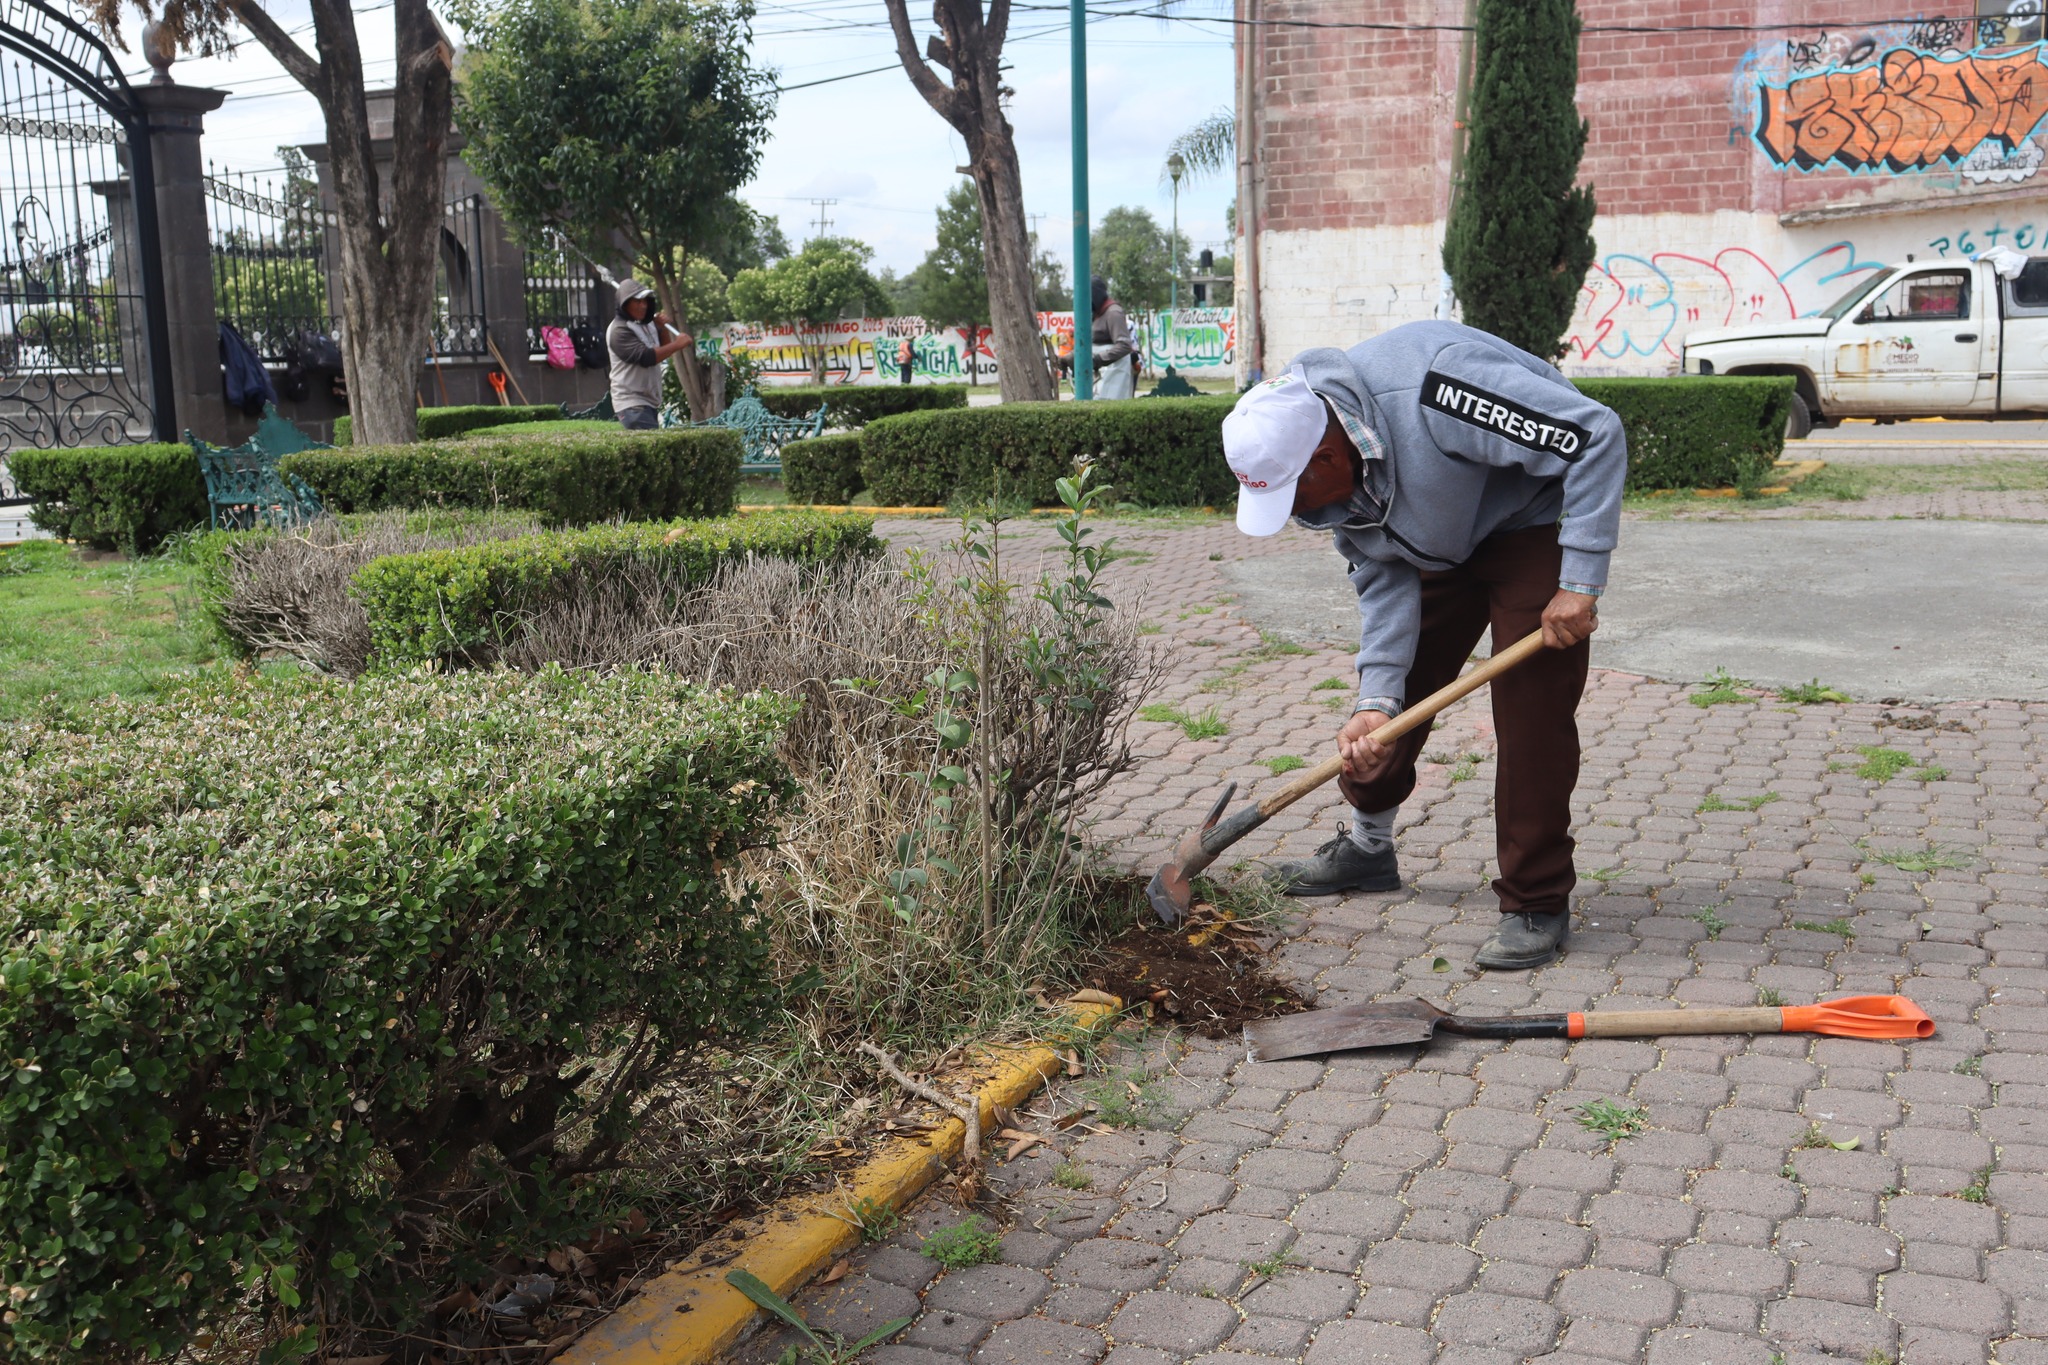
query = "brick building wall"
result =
(1241, 1, 2048, 378)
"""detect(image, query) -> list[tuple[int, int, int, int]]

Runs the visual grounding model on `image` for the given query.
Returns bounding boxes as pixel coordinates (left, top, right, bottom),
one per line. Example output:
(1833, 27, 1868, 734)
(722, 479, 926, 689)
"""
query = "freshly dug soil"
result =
(1084, 914, 1311, 1038)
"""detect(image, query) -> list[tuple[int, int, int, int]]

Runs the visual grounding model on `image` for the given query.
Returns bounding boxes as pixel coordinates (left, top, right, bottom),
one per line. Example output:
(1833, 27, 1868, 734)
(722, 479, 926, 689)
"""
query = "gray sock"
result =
(1348, 805, 1397, 854)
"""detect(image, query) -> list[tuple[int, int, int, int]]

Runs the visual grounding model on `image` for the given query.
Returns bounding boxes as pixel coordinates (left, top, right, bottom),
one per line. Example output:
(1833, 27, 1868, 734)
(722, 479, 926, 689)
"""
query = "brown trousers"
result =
(1338, 524, 1590, 917)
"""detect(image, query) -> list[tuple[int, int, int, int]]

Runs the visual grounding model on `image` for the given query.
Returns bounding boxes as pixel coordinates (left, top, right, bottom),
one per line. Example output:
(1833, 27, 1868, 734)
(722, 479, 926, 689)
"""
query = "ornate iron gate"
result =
(0, 0, 170, 461)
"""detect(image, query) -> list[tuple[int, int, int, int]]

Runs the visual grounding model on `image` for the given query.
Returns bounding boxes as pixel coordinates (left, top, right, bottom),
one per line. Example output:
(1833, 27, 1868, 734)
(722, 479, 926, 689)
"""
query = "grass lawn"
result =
(0, 540, 225, 721)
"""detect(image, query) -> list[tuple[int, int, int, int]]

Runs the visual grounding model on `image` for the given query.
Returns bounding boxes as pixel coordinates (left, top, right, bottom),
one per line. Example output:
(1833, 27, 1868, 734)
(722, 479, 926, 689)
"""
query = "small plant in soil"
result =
(1136, 703, 1228, 740)
(1261, 754, 1306, 775)
(1958, 1165, 1994, 1203)
(1757, 986, 1786, 1007)
(1584, 862, 1629, 884)
(726, 1268, 912, 1365)
(1690, 667, 1752, 707)
(1697, 791, 1779, 813)
(1250, 633, 1310, 659)
(1051, 1160, 1092, 1190)
(1954, 1055, 1983, 1076)
(921, 1215, 1004, 1269)
(1693, 905, 1729, 939)
(1573, 1098, 1648, 1145)
(1779, 679, 1851, 704)
(1241, 1250, 1300, 1281)
(1312, 677, 1348, 691)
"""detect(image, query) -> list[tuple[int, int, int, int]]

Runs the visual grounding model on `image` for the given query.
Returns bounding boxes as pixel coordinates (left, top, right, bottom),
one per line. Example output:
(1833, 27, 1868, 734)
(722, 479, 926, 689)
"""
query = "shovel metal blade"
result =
(1245, 998, 1451, 1063)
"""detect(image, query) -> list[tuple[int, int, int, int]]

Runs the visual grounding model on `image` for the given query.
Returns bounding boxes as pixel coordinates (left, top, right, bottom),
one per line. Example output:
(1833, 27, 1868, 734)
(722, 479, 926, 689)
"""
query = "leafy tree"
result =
(1031, 239, 1067, 313)
(907, 182, 990, 382)
(728, 237, 891, 383)
(86, 0, 454, 444)
(453, 0, 775, 417)
(1440, 0, 1596, 358)
(883, 0, 1053, 401)
(1162, 107, 1233, 183)
(1090, 207, 1189, 314)
(699, 199, 790, 277)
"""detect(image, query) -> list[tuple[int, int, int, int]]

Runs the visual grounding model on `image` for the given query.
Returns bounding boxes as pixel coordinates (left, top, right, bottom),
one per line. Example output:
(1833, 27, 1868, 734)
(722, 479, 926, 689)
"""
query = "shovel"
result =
(1244, 994, 1935, 1063)
(1147, 628, 1548, 925)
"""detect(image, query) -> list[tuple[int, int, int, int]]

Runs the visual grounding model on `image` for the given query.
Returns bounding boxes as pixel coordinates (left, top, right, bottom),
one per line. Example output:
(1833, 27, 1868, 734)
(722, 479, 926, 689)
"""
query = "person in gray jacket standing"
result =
(1221, 320, 1625, 970)
(607, 278, 694, 429)
(1089, 276, 1135, 400)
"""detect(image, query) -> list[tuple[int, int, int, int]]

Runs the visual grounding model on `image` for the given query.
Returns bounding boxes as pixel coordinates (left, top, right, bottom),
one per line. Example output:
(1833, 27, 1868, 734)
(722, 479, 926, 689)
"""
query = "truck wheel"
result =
(1785, 392, 1813, 441)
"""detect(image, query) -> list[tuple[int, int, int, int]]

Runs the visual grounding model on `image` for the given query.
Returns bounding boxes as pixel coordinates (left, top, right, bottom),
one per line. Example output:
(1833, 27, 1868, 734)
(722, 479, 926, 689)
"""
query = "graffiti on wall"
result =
(1742, 17, 2048, 180)
(718, 309, 1235, 386)
(1565, 242, 1886, 363)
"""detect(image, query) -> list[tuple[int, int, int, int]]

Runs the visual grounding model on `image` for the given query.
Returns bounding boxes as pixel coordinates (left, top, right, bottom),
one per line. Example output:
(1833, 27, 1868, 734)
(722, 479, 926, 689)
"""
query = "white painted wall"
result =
(1251, 201, 2048, 377)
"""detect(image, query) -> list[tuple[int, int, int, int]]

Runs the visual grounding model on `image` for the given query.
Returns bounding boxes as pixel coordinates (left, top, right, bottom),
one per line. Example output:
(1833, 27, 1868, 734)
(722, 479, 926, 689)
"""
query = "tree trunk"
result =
(884, 0, 1055, 402)
(644, 260, 717, 418)
(233, 0, 453, 447)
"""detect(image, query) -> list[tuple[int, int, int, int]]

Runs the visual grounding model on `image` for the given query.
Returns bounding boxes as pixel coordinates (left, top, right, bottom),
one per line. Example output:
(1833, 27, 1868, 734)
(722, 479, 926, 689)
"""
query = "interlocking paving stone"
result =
(924, 1265, 1051, 1320)
(732, 515, 2048, 1365)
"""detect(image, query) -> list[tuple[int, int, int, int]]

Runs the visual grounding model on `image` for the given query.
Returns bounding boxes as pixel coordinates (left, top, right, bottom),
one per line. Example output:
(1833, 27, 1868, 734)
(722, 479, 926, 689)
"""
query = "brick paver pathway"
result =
(733, 509, 2048, 1365)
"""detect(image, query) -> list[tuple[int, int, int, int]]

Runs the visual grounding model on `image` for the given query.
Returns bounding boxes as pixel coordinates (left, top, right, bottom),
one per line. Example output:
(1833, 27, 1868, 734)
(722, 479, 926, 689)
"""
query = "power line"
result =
(808, 197, 837, 237)
(1008, 3, 2033, 36)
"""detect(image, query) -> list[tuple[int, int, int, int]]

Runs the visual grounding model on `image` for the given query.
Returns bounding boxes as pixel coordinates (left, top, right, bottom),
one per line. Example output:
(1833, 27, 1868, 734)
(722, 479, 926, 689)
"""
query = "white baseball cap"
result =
(1222, 370, 1330, 536)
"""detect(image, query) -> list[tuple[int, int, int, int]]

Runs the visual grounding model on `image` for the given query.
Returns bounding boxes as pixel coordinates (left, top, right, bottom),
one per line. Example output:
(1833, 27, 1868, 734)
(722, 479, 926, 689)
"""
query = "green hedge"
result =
(783, 433, 866, 504)
(859, 397, 1237, 507)
(354, 509, 883, 666)
(0, 667, 794, 1360)
(755, 384, 968, 427)
(1573, 376, 1792, 491)
(8, 443, 206, 552)
(281, 427, 742, 523)
(331, 403, 561, 445)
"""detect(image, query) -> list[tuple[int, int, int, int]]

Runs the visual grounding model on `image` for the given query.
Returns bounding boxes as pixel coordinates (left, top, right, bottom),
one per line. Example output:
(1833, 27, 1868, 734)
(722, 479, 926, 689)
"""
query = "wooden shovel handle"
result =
(1570, 1007, 1785, 1038)
(1253, 628, 1549, 819)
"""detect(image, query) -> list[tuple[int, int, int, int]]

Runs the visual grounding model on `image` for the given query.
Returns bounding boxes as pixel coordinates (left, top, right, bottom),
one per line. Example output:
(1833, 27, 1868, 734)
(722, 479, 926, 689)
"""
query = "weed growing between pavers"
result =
(1312, 676, 1348, 691)
(837, 1195, 901, 1244)
(1249, 632, 1310, 659)
(1959, 1164, 1995, 1203)
(1080, 1067, 1173, 1129)
(1240, 1251, 1302, 1282)
(1051, 1160, 1092, 1189)
(1955, 1055, 1983, 1076)
(1260, 754, 1306, 775)
(726, 1268, 911, 1365)
(1689, 666, 1754, 706)
(1693, 904, 1730, 939)
(1584, 861, 1630, 883)
(1859, 840, 1976, 872)
(1758, 986, 1787, 1007)
(1573, 1099, 1648, 1145)
(1791, 917, 1855, 938)
(921, 1215, 1004, 1269)
(1697, 791, 1780, 813)
(1137, 702, 1228, 739)
(1780, 678, 1852, 704)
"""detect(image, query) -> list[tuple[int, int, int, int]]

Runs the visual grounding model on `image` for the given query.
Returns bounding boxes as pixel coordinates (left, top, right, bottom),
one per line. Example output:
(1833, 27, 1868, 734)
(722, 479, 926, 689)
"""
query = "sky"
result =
(111, 0, 1239, 284)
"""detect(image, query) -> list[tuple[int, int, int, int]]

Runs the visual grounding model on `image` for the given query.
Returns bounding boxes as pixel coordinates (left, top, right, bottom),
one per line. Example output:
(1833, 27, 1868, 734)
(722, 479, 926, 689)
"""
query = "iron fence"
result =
(205, 158, 335, 364)
(433, 193, 489, 357)
(0, 59, 158, 452)
(523, 230, 599, 356)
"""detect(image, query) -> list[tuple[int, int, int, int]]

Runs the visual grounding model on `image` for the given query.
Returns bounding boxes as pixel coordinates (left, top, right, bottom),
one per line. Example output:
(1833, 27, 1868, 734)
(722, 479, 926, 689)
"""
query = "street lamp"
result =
(1168, 152, 1185, 317)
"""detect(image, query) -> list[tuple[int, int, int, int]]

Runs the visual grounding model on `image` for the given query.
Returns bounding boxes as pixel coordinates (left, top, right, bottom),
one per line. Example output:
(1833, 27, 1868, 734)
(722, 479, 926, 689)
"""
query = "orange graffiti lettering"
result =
(1756, 45, 2048, 172)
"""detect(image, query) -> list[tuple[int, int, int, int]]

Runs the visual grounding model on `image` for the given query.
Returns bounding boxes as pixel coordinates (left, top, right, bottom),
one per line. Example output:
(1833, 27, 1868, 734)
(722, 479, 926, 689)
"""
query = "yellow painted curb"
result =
(562, 999, 1121, 1365)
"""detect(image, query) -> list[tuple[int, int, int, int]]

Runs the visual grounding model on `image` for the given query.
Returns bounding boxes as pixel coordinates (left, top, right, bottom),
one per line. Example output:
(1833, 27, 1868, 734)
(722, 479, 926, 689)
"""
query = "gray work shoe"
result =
(1475, 912, 1569, 970)
(1264, 832, 1401, 897)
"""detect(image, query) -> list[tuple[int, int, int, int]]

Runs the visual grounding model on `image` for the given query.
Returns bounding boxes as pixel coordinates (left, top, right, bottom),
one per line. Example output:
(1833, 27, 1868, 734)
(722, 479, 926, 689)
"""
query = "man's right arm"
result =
(1349, 553, 1422, 711)
(608, 320, 658, 367)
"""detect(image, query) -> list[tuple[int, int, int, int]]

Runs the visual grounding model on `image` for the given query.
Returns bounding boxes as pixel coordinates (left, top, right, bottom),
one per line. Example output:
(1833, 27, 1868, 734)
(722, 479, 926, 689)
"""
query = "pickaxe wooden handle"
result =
(1146, 628, 1548, 924)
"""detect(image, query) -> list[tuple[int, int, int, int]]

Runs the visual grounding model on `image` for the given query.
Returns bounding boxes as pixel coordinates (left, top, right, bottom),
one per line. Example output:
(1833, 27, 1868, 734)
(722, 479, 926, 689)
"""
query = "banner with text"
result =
(715, 308, 1236, 386)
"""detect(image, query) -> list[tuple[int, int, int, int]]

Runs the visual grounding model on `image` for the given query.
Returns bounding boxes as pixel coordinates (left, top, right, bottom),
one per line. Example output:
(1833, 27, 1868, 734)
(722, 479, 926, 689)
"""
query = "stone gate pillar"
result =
(132, 82, 229, 443)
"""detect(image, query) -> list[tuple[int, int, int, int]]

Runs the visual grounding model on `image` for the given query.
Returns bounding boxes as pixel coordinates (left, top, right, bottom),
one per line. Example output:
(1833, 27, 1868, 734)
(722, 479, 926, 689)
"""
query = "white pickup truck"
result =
(1679, 253, 2048, 437)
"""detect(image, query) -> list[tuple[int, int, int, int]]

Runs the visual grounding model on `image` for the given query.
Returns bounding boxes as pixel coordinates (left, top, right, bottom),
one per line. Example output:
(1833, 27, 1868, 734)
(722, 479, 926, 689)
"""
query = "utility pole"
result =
(808, 197, 837, 239)
(1070, 0, 1091, 400)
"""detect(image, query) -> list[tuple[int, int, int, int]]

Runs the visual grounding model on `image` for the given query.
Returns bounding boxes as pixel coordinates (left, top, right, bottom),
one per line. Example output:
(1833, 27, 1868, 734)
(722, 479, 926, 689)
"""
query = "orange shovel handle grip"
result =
(1563, 996, 1934, 1041)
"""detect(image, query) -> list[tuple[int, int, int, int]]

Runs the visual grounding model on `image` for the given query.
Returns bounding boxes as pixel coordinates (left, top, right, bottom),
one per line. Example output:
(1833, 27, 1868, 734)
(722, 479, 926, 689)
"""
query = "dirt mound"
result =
(1084, 915, 1310, 1039)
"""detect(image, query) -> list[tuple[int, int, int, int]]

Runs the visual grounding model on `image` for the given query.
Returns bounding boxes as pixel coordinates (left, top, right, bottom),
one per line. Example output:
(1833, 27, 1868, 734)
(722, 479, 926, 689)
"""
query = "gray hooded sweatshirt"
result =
(1286, 320, 1626, 708)
(607, 278, 667, 413)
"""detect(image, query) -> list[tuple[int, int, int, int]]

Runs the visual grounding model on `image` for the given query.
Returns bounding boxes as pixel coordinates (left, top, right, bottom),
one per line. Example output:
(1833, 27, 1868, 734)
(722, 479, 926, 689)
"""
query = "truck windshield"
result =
(1816, 271, 1893, 320)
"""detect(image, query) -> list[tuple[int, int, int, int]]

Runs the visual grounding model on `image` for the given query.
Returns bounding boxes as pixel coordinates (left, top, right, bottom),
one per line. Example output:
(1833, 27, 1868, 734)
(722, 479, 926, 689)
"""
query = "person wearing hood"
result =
(1222, 320, 1626, 970)
(1089, 276, 1135, 400)
(607, 278, 694, 429)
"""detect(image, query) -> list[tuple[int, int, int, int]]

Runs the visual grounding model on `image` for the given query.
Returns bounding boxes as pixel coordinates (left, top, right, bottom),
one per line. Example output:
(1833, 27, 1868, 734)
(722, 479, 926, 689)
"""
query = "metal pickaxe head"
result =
(1145, 780, 1260, 925)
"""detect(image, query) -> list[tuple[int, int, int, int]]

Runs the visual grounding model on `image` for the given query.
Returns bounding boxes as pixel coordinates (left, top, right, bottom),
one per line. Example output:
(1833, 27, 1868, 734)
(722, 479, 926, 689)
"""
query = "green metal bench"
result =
(189, 403, 326, 531)
(683, 385, 827, 474)
(564, 391, 615, 422)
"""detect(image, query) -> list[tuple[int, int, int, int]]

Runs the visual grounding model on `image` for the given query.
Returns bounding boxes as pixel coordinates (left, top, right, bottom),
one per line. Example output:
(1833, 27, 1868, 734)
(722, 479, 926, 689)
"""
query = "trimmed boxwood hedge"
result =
(783, 432, 866, 504)
(860, 397, 1238, 508)
(1575, 375, 1793, 492)
(0, 667, 795, 1361)
(281, 427, 742, 524)
(353, 509, 882, 666)
(331, 403, 561, 445)
(8, 443, 206, 552)
(755, 383, 968, 427)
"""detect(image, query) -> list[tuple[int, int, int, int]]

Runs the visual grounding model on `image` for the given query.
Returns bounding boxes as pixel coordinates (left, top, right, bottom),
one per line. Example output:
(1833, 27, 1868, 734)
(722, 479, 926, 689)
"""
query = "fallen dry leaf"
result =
(1054, 1106, 1095, 1130)
(1063, 1050, 1084, 1077)
(820, 1257, 852, 1285)
(1066, 989, 1119, 1007)
(1005, 1132, 1047, 1161)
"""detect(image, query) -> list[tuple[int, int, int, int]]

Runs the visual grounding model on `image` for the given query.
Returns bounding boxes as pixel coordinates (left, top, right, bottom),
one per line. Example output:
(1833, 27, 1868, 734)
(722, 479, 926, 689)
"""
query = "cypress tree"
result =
(1441, 0, 1597, 359)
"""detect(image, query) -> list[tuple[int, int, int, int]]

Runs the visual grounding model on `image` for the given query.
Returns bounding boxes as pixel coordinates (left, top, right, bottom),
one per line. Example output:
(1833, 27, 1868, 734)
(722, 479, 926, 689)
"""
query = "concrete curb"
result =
(561, 998, 1121, 1365)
